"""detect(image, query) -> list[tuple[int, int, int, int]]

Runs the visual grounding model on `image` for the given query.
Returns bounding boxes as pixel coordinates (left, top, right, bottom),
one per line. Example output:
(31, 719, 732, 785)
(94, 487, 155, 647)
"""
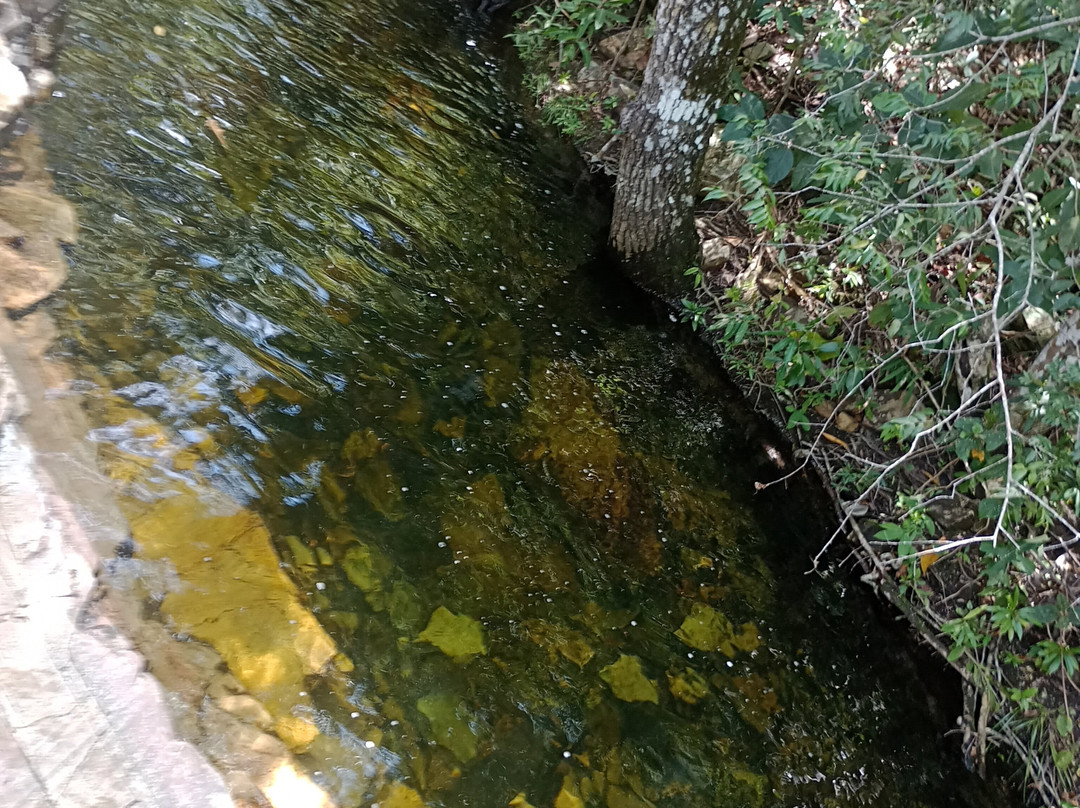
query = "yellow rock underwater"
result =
(124, 490, 338, 717)
(90, 398, 372, 803)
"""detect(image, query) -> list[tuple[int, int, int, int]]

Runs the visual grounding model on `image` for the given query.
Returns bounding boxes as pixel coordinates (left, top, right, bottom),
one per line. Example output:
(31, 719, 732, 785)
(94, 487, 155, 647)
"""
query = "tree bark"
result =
(611, 0, 752, 300)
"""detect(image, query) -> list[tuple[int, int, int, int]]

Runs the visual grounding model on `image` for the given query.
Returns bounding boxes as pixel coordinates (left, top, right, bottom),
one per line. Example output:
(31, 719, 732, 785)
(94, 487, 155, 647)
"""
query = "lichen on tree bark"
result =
(611, 0, 752, 300)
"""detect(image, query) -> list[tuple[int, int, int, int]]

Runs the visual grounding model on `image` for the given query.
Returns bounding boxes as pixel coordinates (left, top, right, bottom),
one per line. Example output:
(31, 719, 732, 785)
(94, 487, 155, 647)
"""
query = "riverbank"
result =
(0, 8, 355, 804)
(510, 3, 1080, 805)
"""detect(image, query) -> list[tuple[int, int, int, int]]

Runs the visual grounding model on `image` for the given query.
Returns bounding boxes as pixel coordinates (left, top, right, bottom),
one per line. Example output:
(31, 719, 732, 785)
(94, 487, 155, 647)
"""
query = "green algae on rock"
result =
(675, 602, 759, 657)
(599, 655, 658, 705)
(666, 667, 710, 705)
(417, 606, 486, 659)
(417, 692, 479, 763)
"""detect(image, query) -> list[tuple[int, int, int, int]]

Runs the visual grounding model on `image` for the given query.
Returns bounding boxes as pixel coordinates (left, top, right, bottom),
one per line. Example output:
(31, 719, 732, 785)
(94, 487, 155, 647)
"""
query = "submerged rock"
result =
(599, 655, 658, 704)
(417, 693, 479, 762)
(515, 360, 632, 526)
(417, 606, 486, 659)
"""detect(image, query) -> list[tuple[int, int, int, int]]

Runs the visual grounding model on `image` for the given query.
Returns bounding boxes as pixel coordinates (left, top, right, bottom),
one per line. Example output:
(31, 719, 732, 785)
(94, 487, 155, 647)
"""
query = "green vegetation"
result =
(512, 0, 1080, 802)
(510, 0, 643, 151)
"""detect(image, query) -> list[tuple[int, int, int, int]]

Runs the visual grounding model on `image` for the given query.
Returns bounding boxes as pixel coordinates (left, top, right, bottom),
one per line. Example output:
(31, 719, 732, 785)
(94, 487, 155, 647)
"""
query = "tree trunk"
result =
(611, 0, 751, 300)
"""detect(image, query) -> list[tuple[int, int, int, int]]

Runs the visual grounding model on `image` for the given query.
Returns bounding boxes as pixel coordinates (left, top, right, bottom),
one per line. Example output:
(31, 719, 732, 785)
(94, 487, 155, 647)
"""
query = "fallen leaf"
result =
(204, 117, 227, 150)
(341, 542, 390, 595)
(919, 552, 940, 574)
(667, 667, 709, 705)
(418, 606, 486, 659)
(605, 784, 654, 808)
(234, 385, 267, 410)
(731, 622, 760, 653)
(835, 411, 860, 432)
(821, 432, 850, 450)
(730, 674, 781, 732)
(342, 428, 385, 462)
(417, 693, 478, 762)
(509, 793, 537, 808)
(522, 619, 595, 668)
(599, 655, 658, 704)
(434, 417, 467, 439)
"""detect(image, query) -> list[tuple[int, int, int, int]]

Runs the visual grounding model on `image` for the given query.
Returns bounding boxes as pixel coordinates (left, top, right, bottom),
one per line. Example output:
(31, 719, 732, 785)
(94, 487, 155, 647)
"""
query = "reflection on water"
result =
(41, 0, 1010, 805)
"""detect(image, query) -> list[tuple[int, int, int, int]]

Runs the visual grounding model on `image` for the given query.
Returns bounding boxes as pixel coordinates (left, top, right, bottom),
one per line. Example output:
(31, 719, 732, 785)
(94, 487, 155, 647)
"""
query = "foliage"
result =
(675, 0, 1080, 801)
(510, 1, 644, 152)
(510, 0, 635, 67)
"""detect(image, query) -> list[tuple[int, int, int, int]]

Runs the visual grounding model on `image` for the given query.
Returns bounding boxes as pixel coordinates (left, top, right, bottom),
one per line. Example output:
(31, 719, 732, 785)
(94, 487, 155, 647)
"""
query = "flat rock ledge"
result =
(0, 114, 337, 807)
(0, 318, 236, 808)
(0, 5, 239, 799)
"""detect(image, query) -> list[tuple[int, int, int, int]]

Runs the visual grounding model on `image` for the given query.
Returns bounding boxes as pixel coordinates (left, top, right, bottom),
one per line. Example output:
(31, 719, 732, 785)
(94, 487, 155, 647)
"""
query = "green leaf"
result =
(975, 149, 1004, 181)
(932, 12, 977, 52)
(875, 522, 909, 543)
(872, 91, 908, 116)
(977, 498, 1003, 520)
(1019, 603, 1059, 626)
(789, 150, 817, 191)
(938, 82, 990, 112)
(765, 113, 796, 135)
(1055, 709, 1074, 736)
(763, 147, 794, 185)
(720, 120, 753, 142)
(719, 94, 764, 123)
(868, 301, 893, 327)
(739, 93, 765, 120)
(1058, 216, 1080, 253)
(1053, 748, 1074, 773)
(1041, 187, 1070, 213)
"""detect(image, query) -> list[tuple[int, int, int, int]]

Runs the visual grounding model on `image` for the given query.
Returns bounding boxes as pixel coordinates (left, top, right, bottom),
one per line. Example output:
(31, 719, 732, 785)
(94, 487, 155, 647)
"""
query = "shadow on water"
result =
(38, 0, 1017, 804)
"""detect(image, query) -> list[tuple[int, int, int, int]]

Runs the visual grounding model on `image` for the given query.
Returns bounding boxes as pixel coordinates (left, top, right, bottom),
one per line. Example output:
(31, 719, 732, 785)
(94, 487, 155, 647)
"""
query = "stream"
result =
(35, 0, 1014, 805)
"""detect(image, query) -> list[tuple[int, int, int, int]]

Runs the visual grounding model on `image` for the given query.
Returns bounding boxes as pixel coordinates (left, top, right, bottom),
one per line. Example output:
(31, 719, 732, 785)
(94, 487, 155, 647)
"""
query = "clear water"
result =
(38, 0, 1014, 805)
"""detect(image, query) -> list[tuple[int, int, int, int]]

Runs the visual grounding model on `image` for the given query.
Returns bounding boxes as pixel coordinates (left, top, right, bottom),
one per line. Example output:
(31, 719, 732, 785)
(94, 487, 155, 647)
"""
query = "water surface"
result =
(40, 0, 1012, 805)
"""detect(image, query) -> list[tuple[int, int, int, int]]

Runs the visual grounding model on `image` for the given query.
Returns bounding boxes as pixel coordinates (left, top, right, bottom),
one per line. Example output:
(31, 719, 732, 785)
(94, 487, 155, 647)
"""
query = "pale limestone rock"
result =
(1023, 305, 1057, 344)
(1030, 309, 1080, 376)
(0, 181, 79, 243)
(597, 29, 651, 72)
(10, 309, 57, 358)
(608, 75, 638, 104)
(217, 694, 276, 732)
(0, 180, 76, 310)
(0, 338, 236, 808)
(0, 40, 27, 126)
(701, 237, 732, 271)
(700, 128, 746, 194)
(0, 241, 65, 309)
